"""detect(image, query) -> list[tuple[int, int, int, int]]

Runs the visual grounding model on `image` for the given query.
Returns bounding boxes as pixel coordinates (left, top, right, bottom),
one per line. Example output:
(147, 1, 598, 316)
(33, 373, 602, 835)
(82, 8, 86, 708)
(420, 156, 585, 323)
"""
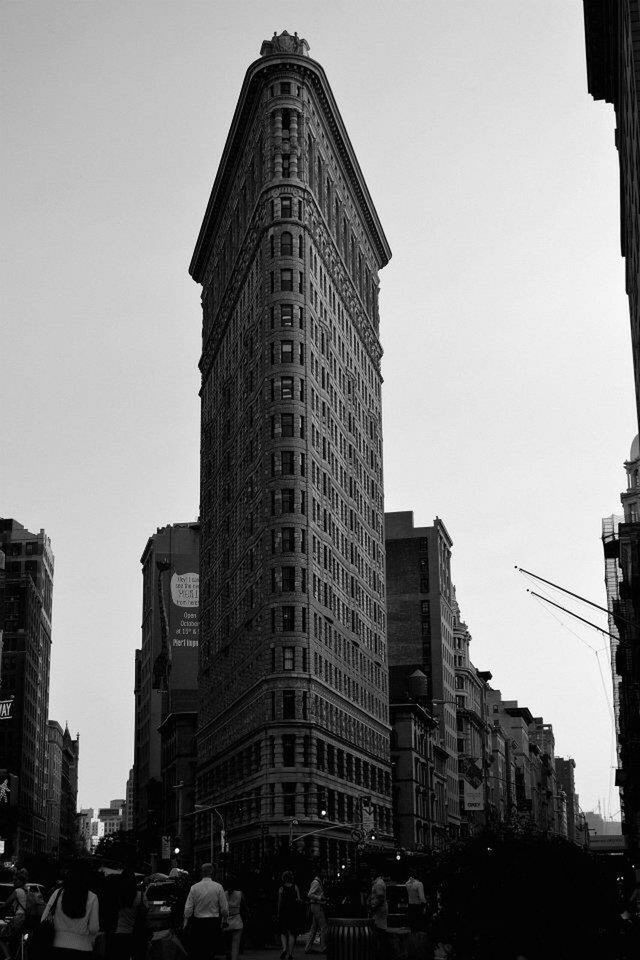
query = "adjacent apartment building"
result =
(602, 436, 640, 855)
(385, 511, 460, 839)
(0, 519, 54, 856)
(45, 721, 79, 857)
(133, 522, 199, 863)
(190, 31, 393, 872)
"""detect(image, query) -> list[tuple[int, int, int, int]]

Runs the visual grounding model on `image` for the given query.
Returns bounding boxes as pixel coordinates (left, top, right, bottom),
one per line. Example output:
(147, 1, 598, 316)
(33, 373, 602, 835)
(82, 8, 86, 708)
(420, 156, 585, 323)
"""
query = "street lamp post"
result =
(194, 803, 225, 868)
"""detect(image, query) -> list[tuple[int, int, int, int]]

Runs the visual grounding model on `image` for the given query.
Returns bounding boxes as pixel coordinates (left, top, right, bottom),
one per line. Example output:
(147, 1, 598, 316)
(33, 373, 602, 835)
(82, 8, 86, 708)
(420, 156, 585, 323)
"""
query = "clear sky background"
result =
(2, 1, 634, 818)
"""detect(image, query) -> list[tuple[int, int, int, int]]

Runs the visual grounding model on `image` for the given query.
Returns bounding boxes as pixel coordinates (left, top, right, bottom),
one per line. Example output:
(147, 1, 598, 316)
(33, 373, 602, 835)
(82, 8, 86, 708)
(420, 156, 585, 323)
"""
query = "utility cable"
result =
(516, 565, 637, 630)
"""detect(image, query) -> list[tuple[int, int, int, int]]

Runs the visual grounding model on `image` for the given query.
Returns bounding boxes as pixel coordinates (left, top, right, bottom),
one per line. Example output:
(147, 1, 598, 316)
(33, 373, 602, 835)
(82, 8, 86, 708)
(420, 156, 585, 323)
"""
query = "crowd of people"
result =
(5, 860, 639, 960)
(1, 862, 433, 960)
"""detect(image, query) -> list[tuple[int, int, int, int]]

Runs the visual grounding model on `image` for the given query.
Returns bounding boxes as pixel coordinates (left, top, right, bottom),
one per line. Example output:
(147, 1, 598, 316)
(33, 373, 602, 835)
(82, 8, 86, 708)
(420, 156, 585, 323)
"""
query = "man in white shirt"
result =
(305, 874, 327, 953)
(183, 864, 228, 960)
(405, 876, 426, 930)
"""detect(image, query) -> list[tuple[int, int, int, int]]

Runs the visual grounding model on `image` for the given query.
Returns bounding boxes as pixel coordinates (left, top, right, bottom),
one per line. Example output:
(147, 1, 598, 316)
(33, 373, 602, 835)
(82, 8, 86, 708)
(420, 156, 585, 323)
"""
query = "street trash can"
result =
(326, 917, 375, 960)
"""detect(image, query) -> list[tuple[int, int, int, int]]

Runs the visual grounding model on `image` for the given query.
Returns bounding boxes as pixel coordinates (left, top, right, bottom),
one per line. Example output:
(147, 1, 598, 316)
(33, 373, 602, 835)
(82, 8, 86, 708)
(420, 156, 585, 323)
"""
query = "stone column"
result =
(290, 110, 299, 178)
(273, 109, 283, 179)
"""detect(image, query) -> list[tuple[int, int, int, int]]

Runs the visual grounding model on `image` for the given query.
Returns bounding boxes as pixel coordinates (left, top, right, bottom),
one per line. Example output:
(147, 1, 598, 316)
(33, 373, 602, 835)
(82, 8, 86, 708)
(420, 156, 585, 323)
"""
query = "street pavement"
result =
(232, 949, 323, 960)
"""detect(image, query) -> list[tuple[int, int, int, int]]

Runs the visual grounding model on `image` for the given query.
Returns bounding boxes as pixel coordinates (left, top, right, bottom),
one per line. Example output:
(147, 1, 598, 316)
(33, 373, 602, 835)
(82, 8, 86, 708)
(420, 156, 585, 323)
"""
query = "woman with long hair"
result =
(41, 862, 100, 960)
(108, 870, 146, 960)
(223, 875, 247, 960)
(277, 871, 301, 960)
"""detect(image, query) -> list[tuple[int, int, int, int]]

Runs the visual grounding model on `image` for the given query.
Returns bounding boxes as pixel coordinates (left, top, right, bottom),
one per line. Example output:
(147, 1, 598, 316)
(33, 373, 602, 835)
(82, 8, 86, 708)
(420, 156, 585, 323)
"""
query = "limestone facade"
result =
(190, 33, 393, 870)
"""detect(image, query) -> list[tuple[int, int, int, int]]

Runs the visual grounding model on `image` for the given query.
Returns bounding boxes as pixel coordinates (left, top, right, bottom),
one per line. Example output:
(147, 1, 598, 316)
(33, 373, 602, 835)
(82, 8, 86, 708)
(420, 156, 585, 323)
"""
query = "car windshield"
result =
(145, 884, 176, 902)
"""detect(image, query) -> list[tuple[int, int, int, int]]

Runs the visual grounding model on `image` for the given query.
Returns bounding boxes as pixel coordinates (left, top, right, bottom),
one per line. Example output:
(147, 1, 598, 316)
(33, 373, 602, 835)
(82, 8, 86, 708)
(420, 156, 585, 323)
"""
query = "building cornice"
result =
(190, 52, 391, 284)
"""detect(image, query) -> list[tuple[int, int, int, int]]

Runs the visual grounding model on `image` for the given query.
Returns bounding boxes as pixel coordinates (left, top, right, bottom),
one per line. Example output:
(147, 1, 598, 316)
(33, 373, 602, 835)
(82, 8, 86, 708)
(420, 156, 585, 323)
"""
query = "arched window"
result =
(281, 231, 293, 256)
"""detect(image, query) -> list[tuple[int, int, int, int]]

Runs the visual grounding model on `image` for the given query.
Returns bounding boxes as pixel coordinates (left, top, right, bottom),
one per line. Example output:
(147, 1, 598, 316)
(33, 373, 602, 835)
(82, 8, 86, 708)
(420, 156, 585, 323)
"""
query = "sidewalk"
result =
(228, 942, 323, 960)
(233, 950, 322, 960)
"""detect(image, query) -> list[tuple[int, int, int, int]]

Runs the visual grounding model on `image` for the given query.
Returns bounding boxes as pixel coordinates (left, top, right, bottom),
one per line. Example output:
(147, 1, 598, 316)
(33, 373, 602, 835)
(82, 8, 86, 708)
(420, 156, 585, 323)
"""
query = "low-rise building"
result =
(389, 667, 440, 851)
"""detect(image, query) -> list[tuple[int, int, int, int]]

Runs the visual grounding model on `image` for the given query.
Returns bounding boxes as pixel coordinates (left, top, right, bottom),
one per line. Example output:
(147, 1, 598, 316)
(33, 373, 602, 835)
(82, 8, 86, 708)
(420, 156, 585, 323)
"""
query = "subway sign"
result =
(0, 699, 14, 720)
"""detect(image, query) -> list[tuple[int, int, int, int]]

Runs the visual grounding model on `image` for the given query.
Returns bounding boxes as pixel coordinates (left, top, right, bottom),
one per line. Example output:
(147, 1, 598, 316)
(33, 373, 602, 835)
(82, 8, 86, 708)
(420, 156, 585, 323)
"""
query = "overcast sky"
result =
(2, 1, 634, 819)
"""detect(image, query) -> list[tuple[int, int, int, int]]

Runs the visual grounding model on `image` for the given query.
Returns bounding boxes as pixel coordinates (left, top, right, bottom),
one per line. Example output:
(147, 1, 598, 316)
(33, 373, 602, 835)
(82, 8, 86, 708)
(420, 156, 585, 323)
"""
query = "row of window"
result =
(270, 269, 304, 293)
(270, 488, 306, 516)
(269, 340, 305, 365)
(270, 606, 307, 634)
(271, 526, 306, 554)
(270, 450, 306, 477)
(270, 566, 307, 594)
(270, 303, 304, 329)
(270, 232, 303, 259)
(269, 376, 305, 401)
(270, 414, 305, 440)
(270, 196, 302, 220)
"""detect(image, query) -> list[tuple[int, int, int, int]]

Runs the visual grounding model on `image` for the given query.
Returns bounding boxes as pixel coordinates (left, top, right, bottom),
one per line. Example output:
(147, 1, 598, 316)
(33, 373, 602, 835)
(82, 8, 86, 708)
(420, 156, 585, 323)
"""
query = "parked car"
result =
(143, 880, 179, 931)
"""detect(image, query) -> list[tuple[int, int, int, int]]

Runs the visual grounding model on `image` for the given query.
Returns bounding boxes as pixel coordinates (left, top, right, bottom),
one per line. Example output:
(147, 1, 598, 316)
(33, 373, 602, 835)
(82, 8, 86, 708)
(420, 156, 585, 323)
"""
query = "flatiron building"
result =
(190, 32, 393, 871)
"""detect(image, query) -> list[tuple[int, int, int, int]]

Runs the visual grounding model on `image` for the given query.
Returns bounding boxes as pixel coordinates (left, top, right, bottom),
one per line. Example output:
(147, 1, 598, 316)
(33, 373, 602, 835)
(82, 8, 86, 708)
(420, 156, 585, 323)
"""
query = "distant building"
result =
(585, 809, 623, 837)
(385, 511, 460, 840)
(124, 768, 134, 832)
(77, 808, 93, 853)
(45, 721, 64, 855)
(556, 757, 579, 842)
(451, 592, 492, 837)
(389, 667, 442, 851)
(487, 693, 536, 828)
(529, 718, 559, 835)
(0, 519, 54, 856)
(45, 722, 79, 857)
(60, 726, 79, 855)
(94, 799, 125, 844)
(132, 522, 199, 865)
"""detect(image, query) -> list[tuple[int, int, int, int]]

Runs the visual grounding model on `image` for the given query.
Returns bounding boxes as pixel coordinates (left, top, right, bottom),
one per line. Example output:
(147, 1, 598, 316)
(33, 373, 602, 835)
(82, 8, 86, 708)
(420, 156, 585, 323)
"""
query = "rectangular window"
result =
(282, 155, 290, 178)
(282, 527, 295, 552)
(281, 304, 294, 326)
(281, 567, 296, 592)
(282, 782, 296, 817)
(281, 376, 294, 399)
(282, 735, 296, 766)
(281, 341, 294, 363)
(281, 413, 294, 437)
(282, 689, 296, 719)
(280, 82, 291, 95)
(282, 606, 295, 631)
(281, 196, 292, 218)
(283, 646, 295, 670)
(419, 558, 429, 593)
(282, 489, 295, 513)
(281, 269, 293, 291)
(281, 450, 294, 474)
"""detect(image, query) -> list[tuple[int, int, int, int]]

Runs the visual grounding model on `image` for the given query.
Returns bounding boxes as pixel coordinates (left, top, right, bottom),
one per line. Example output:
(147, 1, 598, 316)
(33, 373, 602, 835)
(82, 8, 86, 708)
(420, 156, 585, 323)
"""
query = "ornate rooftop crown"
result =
(260, 30, 309, 58)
